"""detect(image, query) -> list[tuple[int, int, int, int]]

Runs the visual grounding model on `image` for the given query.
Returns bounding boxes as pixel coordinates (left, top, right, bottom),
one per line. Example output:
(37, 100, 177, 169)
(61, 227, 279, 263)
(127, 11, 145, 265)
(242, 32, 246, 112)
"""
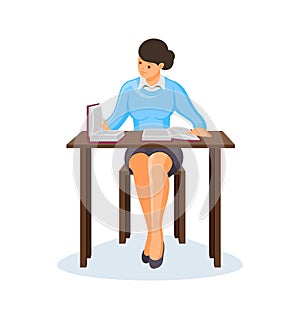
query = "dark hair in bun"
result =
(138, 38, 175, 70)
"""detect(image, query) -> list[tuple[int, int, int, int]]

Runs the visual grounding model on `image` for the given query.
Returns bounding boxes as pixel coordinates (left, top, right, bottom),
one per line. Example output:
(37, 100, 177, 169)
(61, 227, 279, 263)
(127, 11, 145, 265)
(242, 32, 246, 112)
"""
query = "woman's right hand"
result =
(102, 119, 110, 130)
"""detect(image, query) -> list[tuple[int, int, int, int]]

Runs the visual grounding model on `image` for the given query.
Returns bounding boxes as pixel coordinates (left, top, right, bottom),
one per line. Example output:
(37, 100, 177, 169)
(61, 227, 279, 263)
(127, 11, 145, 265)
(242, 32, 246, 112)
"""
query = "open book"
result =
(87, 103, 125, 142)
(142, 127, 200, 141)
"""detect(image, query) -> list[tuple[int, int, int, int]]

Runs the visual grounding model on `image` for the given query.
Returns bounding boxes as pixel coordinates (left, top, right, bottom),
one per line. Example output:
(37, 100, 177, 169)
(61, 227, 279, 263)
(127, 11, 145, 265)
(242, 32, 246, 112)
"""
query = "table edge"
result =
(66, 131, 235, 149)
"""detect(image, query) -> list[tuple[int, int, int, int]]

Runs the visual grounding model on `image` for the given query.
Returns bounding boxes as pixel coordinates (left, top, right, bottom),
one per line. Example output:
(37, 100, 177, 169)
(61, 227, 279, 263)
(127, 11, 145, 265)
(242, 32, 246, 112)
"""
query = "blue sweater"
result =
(106, 77, 207, 130)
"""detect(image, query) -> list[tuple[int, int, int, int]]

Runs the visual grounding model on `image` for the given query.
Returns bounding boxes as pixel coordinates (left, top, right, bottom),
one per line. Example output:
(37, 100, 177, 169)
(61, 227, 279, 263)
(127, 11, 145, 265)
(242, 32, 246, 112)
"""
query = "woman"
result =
(103, 39, 211, 269)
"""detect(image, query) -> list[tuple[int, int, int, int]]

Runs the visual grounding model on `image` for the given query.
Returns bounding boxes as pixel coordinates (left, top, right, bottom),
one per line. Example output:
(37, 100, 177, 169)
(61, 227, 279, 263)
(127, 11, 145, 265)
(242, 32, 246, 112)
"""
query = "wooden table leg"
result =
(86, 149, 92, 258)
(80, 148, 92, 267)
(209, 149, 215, 258)
(209, 148, 221, 267)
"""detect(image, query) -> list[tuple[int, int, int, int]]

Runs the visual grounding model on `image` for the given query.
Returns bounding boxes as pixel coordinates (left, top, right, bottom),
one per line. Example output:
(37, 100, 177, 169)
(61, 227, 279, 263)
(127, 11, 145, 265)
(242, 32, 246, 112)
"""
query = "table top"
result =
(66, 131, 235, 149)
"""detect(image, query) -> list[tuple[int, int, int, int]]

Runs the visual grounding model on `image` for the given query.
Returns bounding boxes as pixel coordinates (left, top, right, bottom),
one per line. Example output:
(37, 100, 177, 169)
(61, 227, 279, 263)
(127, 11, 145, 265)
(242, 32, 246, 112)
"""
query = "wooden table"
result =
(66, 131, 235, 267)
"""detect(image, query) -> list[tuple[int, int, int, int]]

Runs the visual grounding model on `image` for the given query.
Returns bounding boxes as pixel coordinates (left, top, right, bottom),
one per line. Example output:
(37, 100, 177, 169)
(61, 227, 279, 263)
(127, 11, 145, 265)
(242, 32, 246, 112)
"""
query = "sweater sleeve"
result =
(106, 82, 130, 130)
(172, 82, 207, 129)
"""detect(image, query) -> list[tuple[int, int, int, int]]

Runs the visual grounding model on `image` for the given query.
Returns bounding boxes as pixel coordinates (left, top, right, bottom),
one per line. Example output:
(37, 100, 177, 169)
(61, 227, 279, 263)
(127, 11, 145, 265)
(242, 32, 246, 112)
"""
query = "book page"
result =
(88, 104, 102, 136)
(89, 130, 125, 142)
(142, 129, 172, 141)
(169, 126, 199, 140)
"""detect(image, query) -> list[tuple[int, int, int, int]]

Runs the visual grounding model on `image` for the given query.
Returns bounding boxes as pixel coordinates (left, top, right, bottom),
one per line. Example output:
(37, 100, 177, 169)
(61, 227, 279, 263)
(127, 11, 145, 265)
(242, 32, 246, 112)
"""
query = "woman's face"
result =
(138, 56, 164, 79)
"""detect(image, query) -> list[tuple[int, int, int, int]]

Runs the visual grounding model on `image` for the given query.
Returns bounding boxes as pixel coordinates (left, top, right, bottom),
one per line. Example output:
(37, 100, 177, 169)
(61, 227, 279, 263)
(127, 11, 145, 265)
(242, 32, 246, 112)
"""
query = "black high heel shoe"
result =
(149, 243, 165, 269)
(141, 251, 150, 263)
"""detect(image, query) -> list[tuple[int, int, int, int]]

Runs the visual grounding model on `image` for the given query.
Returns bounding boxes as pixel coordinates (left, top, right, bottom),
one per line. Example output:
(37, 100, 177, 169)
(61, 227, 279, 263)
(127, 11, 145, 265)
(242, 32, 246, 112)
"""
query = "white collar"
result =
(138, 75, 165, 90)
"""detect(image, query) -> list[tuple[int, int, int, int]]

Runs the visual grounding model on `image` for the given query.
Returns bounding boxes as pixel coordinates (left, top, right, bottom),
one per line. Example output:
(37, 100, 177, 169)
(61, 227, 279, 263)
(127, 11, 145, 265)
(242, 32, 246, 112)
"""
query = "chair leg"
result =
(174, 167, 186, 243)
(178, 167, 186, 244)
(119, 166, 127, 244)
(174, 171, 180, 239)
(125, 171, 131, 239)
(119, 165, 131, 243)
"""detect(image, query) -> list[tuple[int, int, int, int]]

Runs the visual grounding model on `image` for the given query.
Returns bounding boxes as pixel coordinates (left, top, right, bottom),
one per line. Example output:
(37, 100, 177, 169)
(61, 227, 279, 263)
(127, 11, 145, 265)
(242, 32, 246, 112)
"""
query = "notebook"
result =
(142, 127, 200, 141)
(87, 103, 125, 142)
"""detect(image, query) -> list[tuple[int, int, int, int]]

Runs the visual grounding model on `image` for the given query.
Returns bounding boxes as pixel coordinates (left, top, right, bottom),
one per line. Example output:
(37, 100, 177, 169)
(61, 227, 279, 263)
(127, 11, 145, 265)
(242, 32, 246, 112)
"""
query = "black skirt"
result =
(125, 147, 183, 177)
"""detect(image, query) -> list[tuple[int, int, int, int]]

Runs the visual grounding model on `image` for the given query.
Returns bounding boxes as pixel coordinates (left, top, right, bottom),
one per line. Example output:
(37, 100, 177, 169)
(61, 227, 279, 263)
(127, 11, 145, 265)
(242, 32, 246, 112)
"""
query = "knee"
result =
(149, 152, 173, 173)
(129, 153, 149, 172)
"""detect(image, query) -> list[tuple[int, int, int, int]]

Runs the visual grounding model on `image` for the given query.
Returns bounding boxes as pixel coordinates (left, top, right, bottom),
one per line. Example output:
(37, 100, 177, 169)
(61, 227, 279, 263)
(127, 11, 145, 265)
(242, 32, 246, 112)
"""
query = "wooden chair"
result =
(119, 165, 186, 244)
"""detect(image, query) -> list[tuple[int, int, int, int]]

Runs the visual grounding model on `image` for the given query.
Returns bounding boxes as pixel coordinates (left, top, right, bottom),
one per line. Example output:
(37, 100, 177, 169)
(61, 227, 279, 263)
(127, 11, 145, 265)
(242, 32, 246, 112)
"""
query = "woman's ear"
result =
(158, 63, 164, 69)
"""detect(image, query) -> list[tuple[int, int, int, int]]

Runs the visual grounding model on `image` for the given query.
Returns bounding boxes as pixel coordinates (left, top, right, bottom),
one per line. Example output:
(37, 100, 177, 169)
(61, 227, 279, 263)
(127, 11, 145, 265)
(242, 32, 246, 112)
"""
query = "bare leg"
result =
(129, 152, 172, 260)
(148, 152, 172, 260)
(129, 153, 152, 255)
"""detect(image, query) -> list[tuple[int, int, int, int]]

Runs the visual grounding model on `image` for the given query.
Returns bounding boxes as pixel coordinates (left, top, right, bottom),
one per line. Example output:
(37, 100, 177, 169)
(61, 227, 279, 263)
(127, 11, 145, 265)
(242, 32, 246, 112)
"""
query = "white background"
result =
(1, 0, 300, 318)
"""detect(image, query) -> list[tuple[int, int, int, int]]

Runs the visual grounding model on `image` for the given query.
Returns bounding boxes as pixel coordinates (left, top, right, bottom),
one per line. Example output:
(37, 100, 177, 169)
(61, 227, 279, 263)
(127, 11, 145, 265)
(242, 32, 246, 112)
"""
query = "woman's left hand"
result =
(189, 127, 212, 137)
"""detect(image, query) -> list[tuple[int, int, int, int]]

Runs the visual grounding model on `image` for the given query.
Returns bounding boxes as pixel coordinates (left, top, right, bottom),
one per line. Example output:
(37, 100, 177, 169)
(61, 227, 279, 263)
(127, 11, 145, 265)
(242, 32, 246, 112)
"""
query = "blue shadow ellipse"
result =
(58, 236, 242, 280)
